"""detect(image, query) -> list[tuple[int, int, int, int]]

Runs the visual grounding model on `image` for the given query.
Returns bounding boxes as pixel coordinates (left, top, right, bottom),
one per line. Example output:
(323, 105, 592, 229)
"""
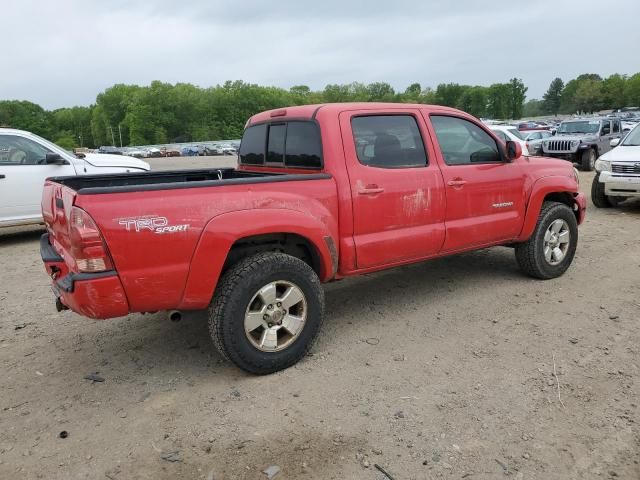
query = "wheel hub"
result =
(244, 281, 307, 352)
(543, 219, 570, 266)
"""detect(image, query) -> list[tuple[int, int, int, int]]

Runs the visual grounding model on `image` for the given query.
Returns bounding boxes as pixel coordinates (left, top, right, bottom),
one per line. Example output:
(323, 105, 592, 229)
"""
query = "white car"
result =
(489, 125, 530, 156)
(0, 128, 150, 228)
(591, 123, 640, 208)
(522, 130, 553, 155)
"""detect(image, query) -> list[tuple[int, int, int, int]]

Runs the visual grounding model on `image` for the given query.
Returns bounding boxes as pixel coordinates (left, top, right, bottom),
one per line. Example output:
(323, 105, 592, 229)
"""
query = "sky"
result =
(4, 0, 640, 109)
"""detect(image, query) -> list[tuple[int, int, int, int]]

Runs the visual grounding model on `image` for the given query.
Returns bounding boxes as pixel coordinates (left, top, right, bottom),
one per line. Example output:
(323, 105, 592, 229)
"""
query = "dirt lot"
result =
(1, 162, 638, 480)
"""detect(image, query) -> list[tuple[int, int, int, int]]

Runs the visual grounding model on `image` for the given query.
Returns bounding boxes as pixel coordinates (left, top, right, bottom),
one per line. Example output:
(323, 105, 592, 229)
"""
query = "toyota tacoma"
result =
(40, 103, 586, 374)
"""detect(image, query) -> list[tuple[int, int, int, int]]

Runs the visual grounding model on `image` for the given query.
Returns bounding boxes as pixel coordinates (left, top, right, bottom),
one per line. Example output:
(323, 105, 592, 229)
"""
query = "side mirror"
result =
(505, 141, 522, 160)
(551, 130, 557, 136)
(610, 138, 620, 147)
(45, 153, 67, 165)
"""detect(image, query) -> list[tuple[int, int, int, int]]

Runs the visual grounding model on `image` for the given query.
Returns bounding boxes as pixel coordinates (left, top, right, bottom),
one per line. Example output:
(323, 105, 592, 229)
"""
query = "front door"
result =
(339, 110, 446, 269)
(0, 134, 76, 225)
(426, 114, 526, 252)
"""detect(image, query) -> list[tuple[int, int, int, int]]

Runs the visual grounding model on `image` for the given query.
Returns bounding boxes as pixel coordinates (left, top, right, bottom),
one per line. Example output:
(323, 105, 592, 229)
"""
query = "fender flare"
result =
(516, 176, 579, 242)
(178, 208, 336, 309)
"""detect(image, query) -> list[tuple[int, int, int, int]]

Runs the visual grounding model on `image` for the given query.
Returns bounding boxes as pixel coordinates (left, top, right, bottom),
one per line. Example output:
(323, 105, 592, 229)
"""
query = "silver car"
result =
(523, 130, 553, 155)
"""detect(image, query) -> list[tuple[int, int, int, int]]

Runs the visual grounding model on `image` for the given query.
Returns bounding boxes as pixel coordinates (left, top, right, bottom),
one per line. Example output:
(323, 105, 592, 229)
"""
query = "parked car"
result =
(203, 145, 223, 155)
(219, 143, 238, 155)
(40, 103, 586, 374)
(180, 145, 199, 156)
(517, 121, 549, 132)
(523, 130, 553, 155)
(489, 125, 530, 155)
(142, 147, 163, 158)
(0, 128, 150, 228)
(541, 118, 623, 171)
(122, 147, 148, 158)
(161, 147, 181, 157)
(591, 123, 640, 207)
(97, 146, 123, 155)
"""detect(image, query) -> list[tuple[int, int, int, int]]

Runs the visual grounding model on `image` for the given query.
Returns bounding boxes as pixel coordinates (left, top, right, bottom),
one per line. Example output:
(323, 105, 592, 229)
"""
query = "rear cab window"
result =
(239, 121, 322, 169)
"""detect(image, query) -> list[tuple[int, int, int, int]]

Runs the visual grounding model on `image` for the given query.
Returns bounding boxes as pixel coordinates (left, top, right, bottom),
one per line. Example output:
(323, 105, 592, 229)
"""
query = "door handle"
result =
(447, 178, 467, 187)
(358, 184, 384, 195)
(0, 174, 5, 179)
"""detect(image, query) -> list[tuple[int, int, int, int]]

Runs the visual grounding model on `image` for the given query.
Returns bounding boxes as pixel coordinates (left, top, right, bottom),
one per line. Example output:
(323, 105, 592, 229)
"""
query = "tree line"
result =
(1, 72, 638, 149)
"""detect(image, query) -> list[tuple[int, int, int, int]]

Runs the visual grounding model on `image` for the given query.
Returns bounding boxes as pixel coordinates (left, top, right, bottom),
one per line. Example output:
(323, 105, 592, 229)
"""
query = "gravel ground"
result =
(0, 164, 639, 480)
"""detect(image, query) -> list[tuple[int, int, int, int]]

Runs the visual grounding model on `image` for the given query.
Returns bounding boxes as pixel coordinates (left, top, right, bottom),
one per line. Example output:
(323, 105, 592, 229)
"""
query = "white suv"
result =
(591, 123, 640, 207)
(0, 128, 150, 227)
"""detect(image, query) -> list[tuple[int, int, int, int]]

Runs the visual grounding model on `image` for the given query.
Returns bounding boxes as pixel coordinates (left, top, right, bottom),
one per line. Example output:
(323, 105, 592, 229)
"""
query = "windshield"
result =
(558, 121, 600, 134)
(621, 124, 640, 146)
(507, 128, 525, 141)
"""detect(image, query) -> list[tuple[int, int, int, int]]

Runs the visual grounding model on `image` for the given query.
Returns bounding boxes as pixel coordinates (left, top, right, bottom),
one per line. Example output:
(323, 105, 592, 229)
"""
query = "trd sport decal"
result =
(117, 216, 190, 234)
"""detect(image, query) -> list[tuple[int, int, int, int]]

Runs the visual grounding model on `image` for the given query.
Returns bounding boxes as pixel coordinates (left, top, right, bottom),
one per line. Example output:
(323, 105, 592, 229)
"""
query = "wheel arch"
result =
(178, 208, 337, 309)
(517, 177, 582, 241)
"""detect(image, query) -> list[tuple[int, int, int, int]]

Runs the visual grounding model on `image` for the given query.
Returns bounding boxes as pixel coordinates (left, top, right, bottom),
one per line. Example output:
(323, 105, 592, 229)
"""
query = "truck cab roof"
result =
(247, 103, 462, 125)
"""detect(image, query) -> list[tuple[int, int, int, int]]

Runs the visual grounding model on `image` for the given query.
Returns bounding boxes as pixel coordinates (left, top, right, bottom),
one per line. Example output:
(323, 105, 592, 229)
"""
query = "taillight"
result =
(69, 207, 113, 272)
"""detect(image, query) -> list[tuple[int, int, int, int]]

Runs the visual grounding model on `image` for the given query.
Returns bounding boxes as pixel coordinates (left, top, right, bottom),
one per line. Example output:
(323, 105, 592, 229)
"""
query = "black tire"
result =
(607, 196, 625, 207)
(208, 252, 324, 374)
(515, 201, 578, 279)
(591, 172, 611, 208)
(581, 148, 596, 171)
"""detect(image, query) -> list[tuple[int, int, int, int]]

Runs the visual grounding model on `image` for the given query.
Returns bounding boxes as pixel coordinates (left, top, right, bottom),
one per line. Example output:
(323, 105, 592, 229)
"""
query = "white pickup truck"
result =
(591, 123, 640, 207)
(0, 128, 150, 227)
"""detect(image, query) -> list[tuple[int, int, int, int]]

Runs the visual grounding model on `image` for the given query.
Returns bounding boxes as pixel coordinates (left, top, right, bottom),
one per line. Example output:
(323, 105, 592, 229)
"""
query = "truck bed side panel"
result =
(74, 178, 339, 312)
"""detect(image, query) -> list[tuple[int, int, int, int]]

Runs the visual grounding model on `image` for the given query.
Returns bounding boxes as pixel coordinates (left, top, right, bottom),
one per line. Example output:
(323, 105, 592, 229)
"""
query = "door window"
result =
(351, 115, 427, 168)
(0, 135, 53, 165)
(612, 120, 620, 134)
(491, 130, 508, 142)
(601, 121, 611, 135)
(432, 116, 502, 165)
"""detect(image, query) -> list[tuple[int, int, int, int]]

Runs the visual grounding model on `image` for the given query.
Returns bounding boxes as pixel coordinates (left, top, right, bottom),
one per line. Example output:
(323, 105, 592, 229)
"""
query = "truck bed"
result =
(49, 168, 329, 194)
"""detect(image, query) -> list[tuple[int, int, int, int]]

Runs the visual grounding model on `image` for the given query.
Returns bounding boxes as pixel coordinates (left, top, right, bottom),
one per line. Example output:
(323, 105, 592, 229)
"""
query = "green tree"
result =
(434, 83, 466, 107)
(625, 73, 640, 106)
(602, 74, 627, 109)
(457, 86, 487, 118)
(523, 99, 544, 117)
(486, 83, 510, 119)
(403, 83, 422, 102)
(542, 78, 564, 115)
(0, 100, 51, 136)
(574, 80, 604, 113)
(507, 78, 527, 119)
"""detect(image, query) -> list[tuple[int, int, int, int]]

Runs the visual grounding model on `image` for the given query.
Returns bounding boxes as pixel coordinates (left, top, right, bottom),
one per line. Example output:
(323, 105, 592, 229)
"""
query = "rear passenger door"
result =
(426, 114, 526, 251)
(339, 110, 446, 269)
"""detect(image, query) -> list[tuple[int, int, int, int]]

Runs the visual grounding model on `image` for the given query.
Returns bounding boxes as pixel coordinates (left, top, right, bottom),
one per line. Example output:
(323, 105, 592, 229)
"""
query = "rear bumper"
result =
(41, 233, 129, 319)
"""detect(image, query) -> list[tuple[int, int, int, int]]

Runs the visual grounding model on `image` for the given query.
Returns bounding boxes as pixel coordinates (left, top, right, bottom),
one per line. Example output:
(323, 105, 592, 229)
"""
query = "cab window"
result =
(351, 115, 427, 168)
(239, 121, 322, 169)
(431, 116, 502, 165)
(0, 135, 53, 165)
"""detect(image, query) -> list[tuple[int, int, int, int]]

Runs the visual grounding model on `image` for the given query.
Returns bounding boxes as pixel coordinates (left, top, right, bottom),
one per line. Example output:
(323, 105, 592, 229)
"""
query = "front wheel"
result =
(208, 252, 324, 374)
(591, 172, 610, 208)
(515, 201, 578, 279)
(581, 148, 596, 171)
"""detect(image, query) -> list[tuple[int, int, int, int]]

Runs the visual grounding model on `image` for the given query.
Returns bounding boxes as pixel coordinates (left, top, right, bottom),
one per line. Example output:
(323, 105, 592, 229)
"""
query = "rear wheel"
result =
(515, 201, 578, 279)
(208, 252, 324, 374)
(581, 148, 596, 171)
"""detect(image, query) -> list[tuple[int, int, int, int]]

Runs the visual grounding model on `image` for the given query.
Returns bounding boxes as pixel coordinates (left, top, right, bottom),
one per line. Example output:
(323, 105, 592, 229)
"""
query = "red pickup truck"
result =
(41, 103, 586, 374)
